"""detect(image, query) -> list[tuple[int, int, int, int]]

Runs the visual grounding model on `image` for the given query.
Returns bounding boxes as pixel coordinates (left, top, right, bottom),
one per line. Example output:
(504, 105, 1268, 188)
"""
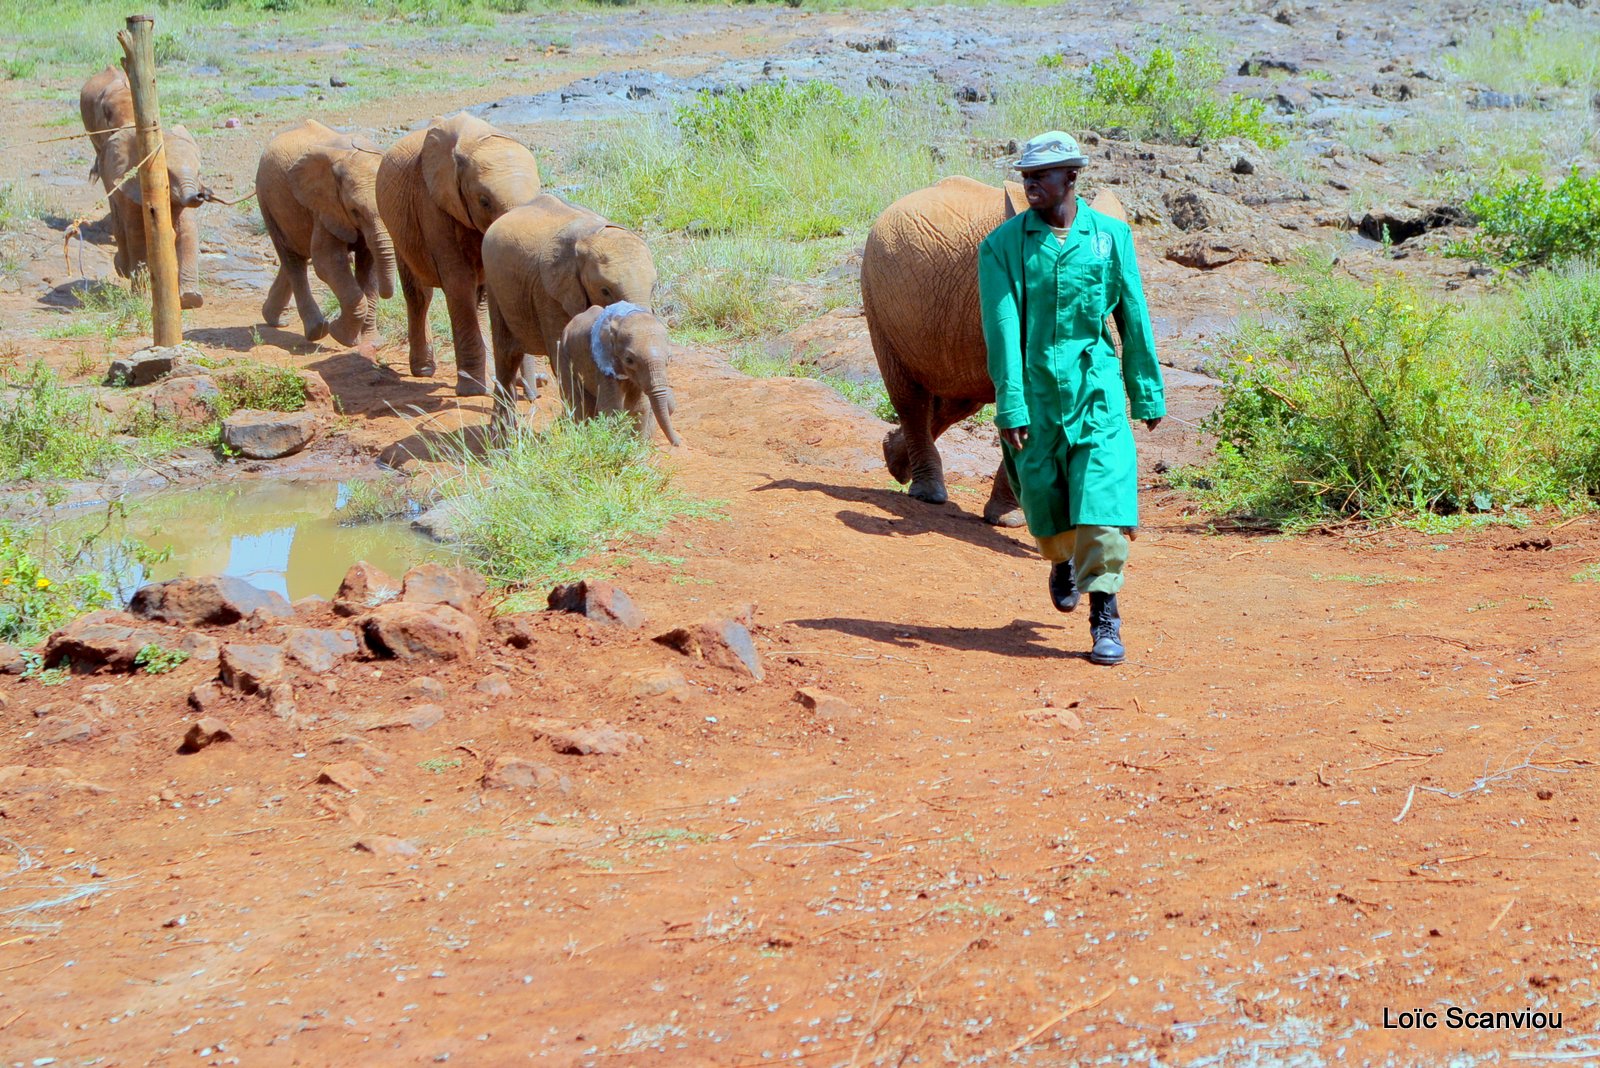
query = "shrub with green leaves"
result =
(1449, 168, 1600, 266)
(0, 525, 116, 647)
(0, 362, 124, 480)
(1448, 9, 1600, 93)
(213, 362, 308, 416)
(1183, 258, 1600, 524)
(134, 642, 189, 674)
(428, 414, 713, 586)
(998, 45, 1284, 148)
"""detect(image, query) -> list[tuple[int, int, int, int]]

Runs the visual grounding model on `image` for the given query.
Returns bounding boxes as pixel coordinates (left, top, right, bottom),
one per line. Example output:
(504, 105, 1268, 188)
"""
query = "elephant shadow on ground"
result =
(753, 477, 1033, 559)
(39, 278, 121, 311)
(47, 212, 114, 246)
(305, 350, 494, 423)
(186, 324, 314, 355)
(378, 423, 492, 470)
(789, 616, 1083, 661)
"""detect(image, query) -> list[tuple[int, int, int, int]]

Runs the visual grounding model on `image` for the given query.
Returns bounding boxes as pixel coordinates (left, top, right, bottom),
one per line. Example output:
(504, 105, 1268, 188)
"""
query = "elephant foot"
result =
(306, 318, 330, 343)
(907, 477, 948, 505)
(455, 373, 490, 398)
(882, 434, 912, 484)
(328, 317, 363, 347)
(181, 290, 203, 310)
(408, 344, 435, 378)
(261, 305, 290, 329)
(983, 504, 1027, 528)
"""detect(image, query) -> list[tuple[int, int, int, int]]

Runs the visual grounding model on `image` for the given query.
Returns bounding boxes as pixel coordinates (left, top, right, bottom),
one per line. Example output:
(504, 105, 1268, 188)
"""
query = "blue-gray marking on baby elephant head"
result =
(589, 301, 649, 379)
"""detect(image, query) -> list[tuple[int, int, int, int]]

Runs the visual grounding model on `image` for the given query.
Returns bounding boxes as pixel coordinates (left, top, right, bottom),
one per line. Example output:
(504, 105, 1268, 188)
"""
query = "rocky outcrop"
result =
(358, 602, 480, 661)
(43, 610, 167, 673)
(654, 615, 764, 680)
(130, 576, 292, 627)
(401, 563, 487, 612)
(220, 410, 319, 460)
(547, 580, 644, 629)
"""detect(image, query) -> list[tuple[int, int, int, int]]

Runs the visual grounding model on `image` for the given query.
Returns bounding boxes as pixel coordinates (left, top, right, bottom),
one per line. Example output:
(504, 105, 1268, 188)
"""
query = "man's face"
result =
(1021, 165, 1079, 213)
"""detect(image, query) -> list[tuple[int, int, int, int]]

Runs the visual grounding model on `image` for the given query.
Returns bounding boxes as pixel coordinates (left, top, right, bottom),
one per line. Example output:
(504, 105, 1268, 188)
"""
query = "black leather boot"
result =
(1088, 591, 1124, 665)
(1048, 559, 1081, 612)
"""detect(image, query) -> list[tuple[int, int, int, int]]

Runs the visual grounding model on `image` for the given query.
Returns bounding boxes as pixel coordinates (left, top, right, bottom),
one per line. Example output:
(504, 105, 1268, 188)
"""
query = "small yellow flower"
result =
(35, 578, 50, 590)
(1, 578, 11, 586)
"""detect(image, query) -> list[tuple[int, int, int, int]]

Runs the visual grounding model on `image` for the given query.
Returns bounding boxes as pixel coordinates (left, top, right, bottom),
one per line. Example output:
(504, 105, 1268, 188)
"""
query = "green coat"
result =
(978, 197, 1165, 534)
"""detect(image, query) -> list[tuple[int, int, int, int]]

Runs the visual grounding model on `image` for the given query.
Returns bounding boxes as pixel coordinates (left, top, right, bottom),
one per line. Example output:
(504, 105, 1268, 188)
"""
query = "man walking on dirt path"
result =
(977, 131, 1166, 666)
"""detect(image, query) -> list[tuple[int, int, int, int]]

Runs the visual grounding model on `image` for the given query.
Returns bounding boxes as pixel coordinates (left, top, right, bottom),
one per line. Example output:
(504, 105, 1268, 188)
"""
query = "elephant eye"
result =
(478, 195, 490, 208)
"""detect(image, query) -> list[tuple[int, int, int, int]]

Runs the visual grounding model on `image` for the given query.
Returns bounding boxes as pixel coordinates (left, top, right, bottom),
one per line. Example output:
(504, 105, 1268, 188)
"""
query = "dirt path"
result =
(2, 3, 1598, 1064)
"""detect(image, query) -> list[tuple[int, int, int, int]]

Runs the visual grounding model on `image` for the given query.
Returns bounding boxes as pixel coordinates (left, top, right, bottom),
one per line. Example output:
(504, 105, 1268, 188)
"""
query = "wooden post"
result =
(117, 14, 182, 347)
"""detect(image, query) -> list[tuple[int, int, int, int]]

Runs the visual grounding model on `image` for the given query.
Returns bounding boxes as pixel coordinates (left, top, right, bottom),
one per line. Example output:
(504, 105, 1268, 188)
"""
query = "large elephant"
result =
(256, 120, 396, 349)
(554, 304, 682, 445)
(861, 177, 1128, 527)
(80, 64, 209, 309)
(481, 194, 657, 433)
(375, 112, 541, 395)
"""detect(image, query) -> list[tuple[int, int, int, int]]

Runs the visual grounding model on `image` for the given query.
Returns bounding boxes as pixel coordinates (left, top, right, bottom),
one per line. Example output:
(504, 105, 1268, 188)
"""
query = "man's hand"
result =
(1000, 426, 1030, 450)
(1144, 418, 1162, 432)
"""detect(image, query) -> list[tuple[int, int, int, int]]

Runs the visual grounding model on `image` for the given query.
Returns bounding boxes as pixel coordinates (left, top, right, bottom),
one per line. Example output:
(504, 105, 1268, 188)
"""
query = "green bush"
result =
(0, 515, 159, 647)
(0, 363, 124, 480)
(213, 362, 308, 415)
(999, 45, 1284, 148)
(429, 414, 712, 586)
(575, 80, 981, 239)
(1182, 258, 1600, 524)
(1450, 168, 1600, 266)
(1448, 10, 1600, 93)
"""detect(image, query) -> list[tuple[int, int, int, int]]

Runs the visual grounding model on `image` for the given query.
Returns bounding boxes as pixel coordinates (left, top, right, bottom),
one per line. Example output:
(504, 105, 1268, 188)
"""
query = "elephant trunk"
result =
(177, 176, 203, 209)
(647, 383, 682, 447)
(364, 216, 397, 301)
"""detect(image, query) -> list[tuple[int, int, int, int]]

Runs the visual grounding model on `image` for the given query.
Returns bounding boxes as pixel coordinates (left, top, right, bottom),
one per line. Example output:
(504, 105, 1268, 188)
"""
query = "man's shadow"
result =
(790, 615, 1082, 660)
(753, 477, 1031, 558)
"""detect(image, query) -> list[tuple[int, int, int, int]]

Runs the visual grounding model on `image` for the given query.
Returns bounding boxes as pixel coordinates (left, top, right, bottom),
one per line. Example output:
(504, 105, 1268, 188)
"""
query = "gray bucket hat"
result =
(1013, 130, 1090, 171)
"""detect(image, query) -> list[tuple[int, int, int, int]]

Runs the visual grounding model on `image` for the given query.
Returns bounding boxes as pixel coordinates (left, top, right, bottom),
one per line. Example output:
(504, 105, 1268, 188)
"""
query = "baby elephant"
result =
(256, 120, 396, 350)
(555, 303, 682, 446)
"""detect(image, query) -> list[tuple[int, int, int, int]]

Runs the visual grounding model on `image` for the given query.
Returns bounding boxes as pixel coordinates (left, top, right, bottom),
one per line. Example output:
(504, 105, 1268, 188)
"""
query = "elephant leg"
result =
(486, 296, 521, 439)
(983, 459, 1025, 528)
(310, 222, 366, 347)
(353, 241, 381, 346)
(262, 267, 293, 328)
(109, 198, 131, 278)
(397, 261, 434, 377)
(518, 354, 540, 402)
(173, 205, 202, 310)
(443, 281, 488, 397)
(883, 377, 946, 505)
(121, 198, 150, 280)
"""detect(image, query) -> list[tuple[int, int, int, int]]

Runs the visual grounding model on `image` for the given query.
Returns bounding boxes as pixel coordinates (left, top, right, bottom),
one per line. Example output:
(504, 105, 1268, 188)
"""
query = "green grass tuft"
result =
(1448, 9, 1600, 93)
(1449, 168, 1600, 266)
(0, 363, 125, 480)
(427, 414, 713, 587)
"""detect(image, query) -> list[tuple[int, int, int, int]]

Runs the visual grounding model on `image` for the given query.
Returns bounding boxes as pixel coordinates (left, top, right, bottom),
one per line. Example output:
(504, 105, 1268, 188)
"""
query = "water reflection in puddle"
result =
(96, 479, 441, 603)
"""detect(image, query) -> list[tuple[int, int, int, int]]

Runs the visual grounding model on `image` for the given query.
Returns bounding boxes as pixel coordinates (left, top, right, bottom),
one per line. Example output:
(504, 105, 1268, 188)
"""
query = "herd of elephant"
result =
(80, 64, 1141, 526)
(79, 64, 680, 444)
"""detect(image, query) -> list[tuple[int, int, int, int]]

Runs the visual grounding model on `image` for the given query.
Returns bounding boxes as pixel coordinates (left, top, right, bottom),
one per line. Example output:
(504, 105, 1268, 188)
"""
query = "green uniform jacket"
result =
(978, 197, 1165, 534)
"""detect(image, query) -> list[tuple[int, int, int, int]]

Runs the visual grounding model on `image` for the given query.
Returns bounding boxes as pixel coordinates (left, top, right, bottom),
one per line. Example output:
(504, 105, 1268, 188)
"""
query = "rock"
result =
(1163, 189, 1255, 232)
(359, 602, 480, 661)
(547, 721, 643, 756)
(178, 717, 234, 753)
(316, 761, 374, 791)
(411, 499, 467, 543)
(401, 676, 447, 702)
(493, 614, 537, 650)
(267, 682, 301, 723)
(298, 369, 334, 409)
(362, 703, 444, 732)
(482, 756, 561, 791)
(177, 631, 221, 662)
(0, 642, 28, 674)
(1238, 56, 1300, 76)
(1023, 708, 1084, 731)
(475, 672, 513, 698)
(44, 718, 99, 745)
(654, 617, 764, 680)
(1373, 78, 1414, 102)
(220, 409, 319, 460)
(1166, 232, 1292, 269)
(129, 575, 292, 627)
(42, 610, 165, 673)
(1231, 156, 1256, 175)
(795, 687, 858, 719)
(401, 563, 487, 611)
(333, 561, 400, 615)
(284, 627, 358, 673)
(1357, 204, 1468, 244)
(1468, 89, 1533, 110)
(293, 594, 328, 612)
(546, 580, 644, 629)
(147, 374, 219, 426)
(622, 666, 689, 700)
(354, 835, 419, 857)
(187, 681, 226, 713)
(105, 344, 201, 386)
(219, 643, 285, 694)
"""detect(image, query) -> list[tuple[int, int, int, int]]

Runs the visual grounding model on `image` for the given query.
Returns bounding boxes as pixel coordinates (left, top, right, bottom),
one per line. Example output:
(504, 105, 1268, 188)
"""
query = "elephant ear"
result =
(1003, 181, 1026, 220)
(421, 121, 474, 230)
(103, 127, 141, 201)
(289, 148, 360, 244)
(541, 219, 603, 319)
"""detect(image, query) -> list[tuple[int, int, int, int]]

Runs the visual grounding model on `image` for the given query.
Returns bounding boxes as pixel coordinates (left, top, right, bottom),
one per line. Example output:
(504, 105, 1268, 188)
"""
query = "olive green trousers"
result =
(1034, 525, 1130, 595)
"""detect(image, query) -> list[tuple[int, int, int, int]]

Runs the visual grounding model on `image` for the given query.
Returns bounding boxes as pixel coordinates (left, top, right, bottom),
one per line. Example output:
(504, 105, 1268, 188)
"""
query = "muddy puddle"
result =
(72, 479, 439, 603)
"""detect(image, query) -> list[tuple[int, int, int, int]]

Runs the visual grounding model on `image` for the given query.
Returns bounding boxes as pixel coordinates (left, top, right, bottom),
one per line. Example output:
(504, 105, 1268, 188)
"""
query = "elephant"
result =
(860, 175, 1125, 527)
(554, 303, 682, 446)
(80, 64, 209, 309)
(481, 194, 658, 434)
(256, 120, 397, 349)
(375, 112, 542, 396)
